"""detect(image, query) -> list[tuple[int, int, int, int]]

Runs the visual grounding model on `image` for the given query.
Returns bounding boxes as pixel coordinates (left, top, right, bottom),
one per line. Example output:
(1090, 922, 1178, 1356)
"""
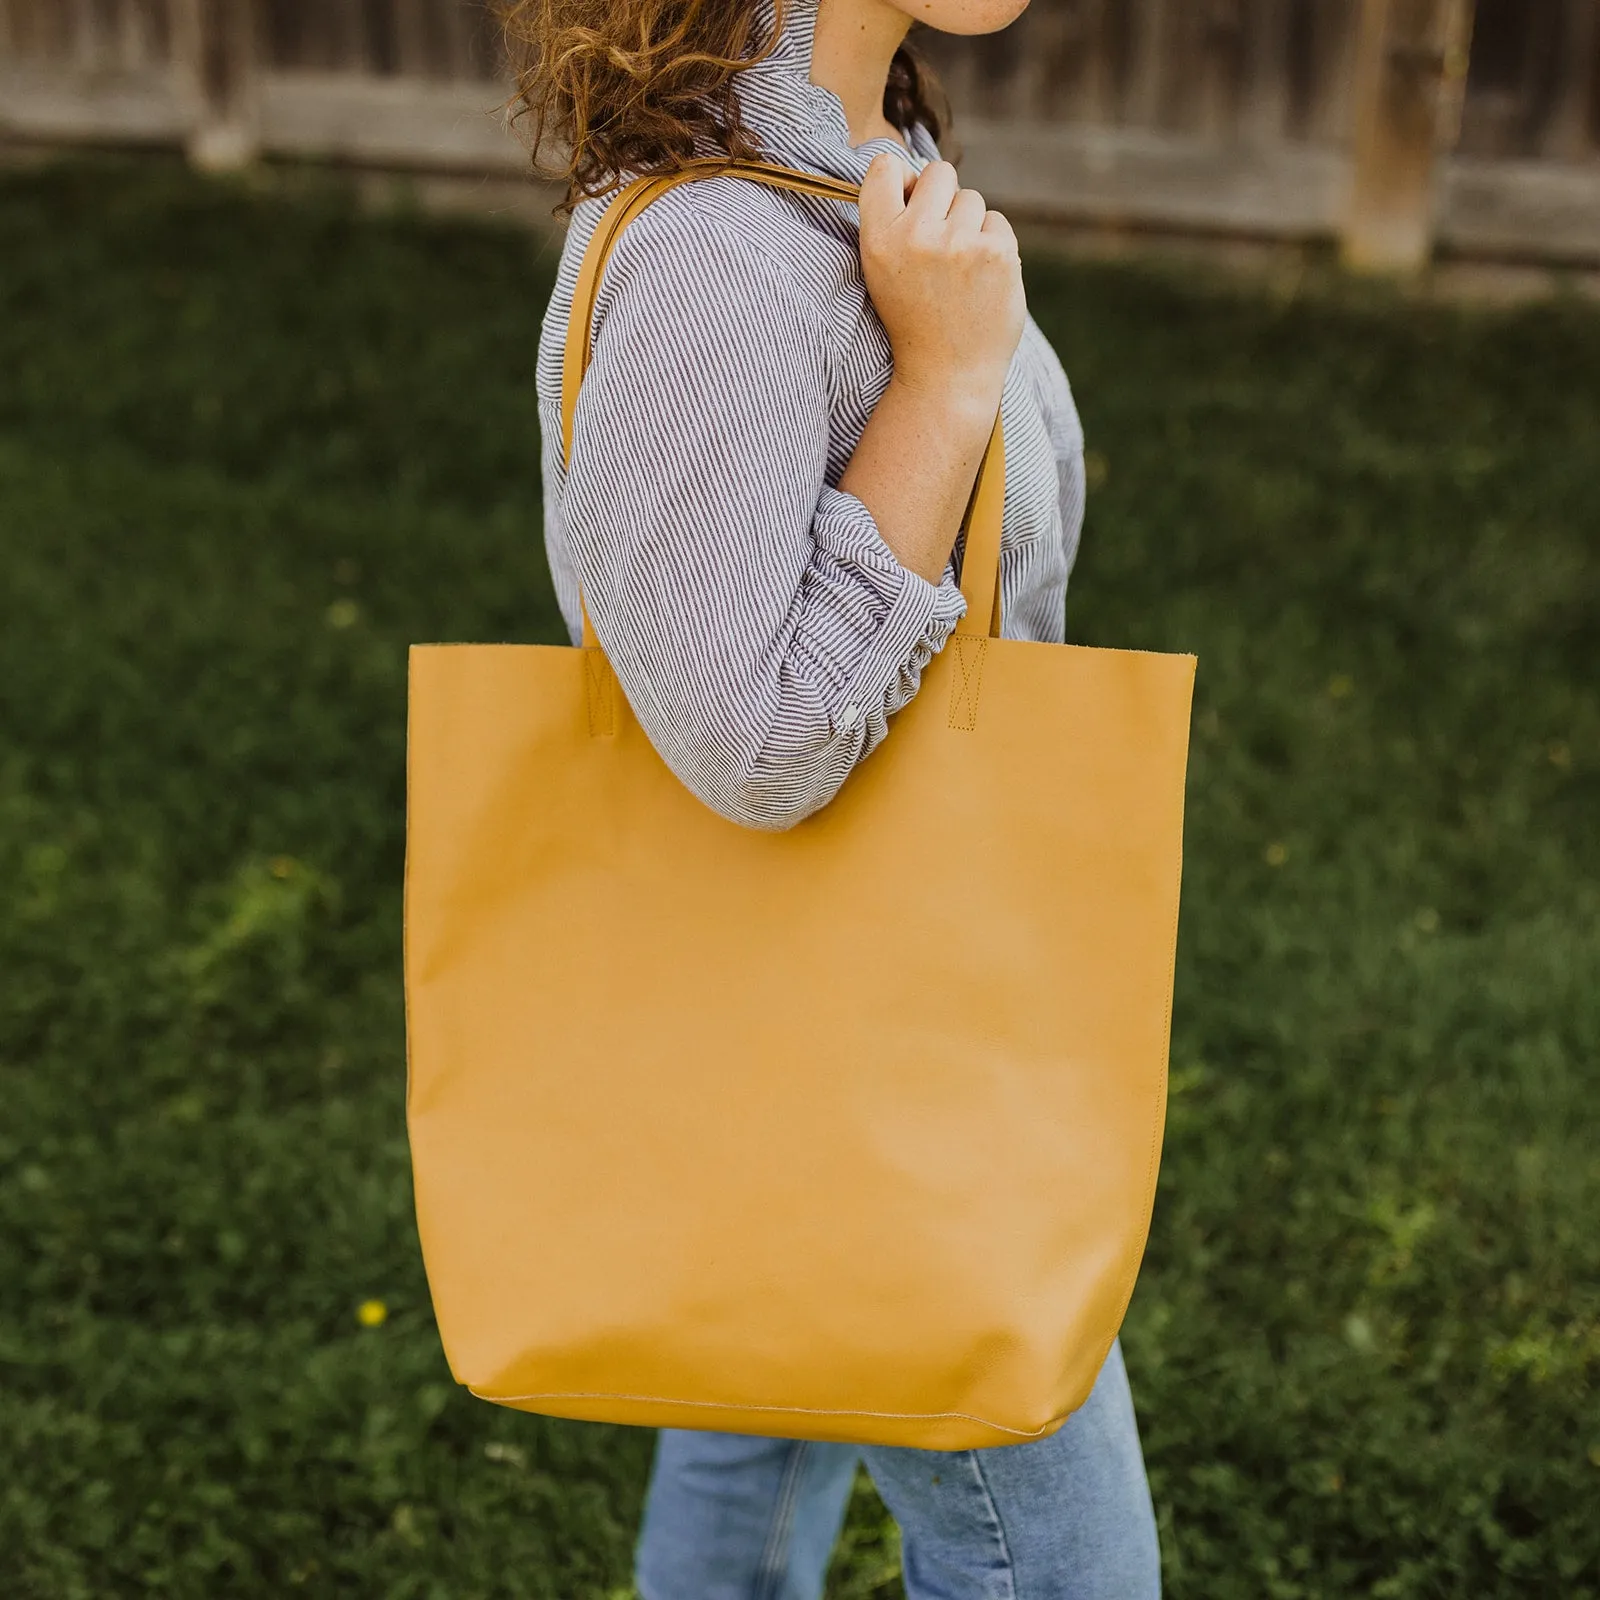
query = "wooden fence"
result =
(2, 0, 1598, 268)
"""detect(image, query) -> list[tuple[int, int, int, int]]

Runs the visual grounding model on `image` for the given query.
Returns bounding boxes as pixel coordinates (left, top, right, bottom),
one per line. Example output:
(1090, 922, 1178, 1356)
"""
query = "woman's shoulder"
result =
(537, 176, 832, 414)
(575, 172, 857, 326)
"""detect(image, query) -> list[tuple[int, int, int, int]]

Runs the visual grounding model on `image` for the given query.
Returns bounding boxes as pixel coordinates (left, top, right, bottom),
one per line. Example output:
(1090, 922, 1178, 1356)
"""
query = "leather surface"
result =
(404, 161, 1198, 1449)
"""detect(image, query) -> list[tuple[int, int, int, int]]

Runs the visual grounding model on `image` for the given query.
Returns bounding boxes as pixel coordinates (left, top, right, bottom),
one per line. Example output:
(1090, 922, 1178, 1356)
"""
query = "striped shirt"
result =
(536, 0, 1086, 830)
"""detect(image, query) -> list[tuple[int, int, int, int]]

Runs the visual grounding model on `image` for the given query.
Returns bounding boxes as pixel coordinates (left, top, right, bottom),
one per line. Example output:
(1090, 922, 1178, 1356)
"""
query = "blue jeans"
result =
(634, 1339, 1160, 1599)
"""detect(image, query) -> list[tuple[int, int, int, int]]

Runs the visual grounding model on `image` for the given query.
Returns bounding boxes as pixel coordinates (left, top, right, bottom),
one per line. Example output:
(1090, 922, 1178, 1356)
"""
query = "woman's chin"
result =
(898, 0, 1033, 40)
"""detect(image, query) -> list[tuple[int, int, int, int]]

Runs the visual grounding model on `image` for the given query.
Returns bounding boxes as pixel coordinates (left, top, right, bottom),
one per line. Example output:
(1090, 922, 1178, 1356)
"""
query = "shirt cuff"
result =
(808, 487, 968, 740)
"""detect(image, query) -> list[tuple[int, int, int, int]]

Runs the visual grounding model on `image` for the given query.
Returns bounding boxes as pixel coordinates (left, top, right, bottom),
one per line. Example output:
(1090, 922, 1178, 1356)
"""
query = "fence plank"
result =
(1030, 0, 1119, 126)
(72, 0, 99, 68)
(1125, 0, 1172, 125)
(1009, 0, 1071, 122)
(1198, 0, 1247, 136)
(0, 55, 187, 140)
(1456, 0, 1563, 157)
(393, 0, 444, 79)
(1302, 0, 1361, 143)
(25, 0, 72, 59)
(118, 0, 168, 70)
(959, 114, 1348, 230)
(275, 0, 355, 72)
(439, 0, 496, 81)
(1156, 0, 1202, 129)
(1440, 151, 1600, 257)
(1544, 0, 1599, 157)
(1242, 0, 1292, 143)
(327, 0, 367, 73)
(259, 68, 518, 165)
(363, 0, 398, 75)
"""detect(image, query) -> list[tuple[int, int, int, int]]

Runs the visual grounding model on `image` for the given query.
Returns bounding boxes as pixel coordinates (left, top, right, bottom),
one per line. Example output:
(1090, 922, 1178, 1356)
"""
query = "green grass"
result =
(0, 154, 1595, 1598)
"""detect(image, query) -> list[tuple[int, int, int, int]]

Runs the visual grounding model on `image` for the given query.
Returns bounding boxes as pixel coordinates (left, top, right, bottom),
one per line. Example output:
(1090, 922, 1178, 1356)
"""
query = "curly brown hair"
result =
(494, 0, 949, 213)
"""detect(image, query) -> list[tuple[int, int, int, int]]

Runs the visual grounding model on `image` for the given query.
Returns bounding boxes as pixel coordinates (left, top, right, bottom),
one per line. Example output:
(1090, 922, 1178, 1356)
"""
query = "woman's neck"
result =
(809, 0, 913, 149)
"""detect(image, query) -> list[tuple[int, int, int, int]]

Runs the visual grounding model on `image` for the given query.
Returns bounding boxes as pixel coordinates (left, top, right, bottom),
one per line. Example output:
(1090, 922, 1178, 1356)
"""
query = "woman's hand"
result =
(856, 153, 1026, 421)
(835, 154, 1022, 587)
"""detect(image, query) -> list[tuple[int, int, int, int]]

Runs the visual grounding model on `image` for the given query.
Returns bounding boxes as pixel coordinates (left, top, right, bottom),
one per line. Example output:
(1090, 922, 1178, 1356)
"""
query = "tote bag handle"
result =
(560, 158, 1006, 648)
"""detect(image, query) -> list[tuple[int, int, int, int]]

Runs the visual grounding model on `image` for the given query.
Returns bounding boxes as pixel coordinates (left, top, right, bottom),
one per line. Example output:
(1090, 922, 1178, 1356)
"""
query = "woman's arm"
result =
(561, 158, 1027, 831)
(838, 156, 1025, 584)
(562, 198, 966, 831)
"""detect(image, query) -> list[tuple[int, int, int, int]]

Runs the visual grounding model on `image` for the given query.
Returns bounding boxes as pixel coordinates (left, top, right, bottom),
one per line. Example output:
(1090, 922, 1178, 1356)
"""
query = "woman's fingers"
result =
(855, 152, 1025, 412)
(980, 208, 1019, 261)
(906, 164, 998, 243)
(858, 151, 909, 228)
(857, 152, 908, 232)
(946, 187, 989, 236)
(904, 159, 960, 226)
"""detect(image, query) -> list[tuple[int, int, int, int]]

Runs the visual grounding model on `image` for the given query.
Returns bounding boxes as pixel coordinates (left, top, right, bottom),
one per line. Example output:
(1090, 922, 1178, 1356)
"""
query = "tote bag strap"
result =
(560, 158, 1006, 648)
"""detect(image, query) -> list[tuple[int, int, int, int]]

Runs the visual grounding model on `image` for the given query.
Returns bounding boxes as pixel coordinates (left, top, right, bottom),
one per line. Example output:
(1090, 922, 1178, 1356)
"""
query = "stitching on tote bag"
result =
(947, 636, 987, 731)
(468, 1386, 1069, 1440)
(584, 648, 614, 737)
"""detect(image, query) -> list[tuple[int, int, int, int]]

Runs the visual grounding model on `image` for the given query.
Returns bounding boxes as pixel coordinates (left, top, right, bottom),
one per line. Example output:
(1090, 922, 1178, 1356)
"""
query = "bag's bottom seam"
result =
(468, 1386, 1067, 1440)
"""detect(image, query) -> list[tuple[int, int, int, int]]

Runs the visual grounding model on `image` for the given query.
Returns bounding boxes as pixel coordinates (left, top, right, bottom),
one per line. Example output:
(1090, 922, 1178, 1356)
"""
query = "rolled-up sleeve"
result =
(559, 198, 967, 831)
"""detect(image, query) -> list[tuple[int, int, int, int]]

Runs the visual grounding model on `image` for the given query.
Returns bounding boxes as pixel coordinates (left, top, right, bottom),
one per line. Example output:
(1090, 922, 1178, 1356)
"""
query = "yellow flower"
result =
(1264, 841, 1288, 867)
(1327, 674, 1354, 700)
(1548, 741, 1571, 770)
(357, 1298, 388, 1328)
(326, 599, 360, 630)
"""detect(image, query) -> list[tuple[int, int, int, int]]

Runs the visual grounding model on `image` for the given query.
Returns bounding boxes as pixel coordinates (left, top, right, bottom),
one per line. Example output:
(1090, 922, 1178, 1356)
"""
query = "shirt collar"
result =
(730, 0, 939, 186)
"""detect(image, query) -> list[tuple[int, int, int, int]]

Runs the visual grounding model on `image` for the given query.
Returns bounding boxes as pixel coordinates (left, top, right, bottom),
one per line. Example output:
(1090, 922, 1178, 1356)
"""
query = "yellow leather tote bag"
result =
(405, 160, 1197, 1450)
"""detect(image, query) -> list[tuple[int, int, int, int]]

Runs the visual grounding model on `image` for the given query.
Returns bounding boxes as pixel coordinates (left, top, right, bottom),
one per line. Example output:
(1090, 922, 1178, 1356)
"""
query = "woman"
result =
(500, 0, 1161, 1591)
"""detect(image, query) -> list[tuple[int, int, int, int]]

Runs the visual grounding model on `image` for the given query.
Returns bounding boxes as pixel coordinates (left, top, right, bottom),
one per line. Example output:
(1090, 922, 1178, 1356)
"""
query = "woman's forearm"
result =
(838, 153, 1023, 589)
(837, 375, 998, 587)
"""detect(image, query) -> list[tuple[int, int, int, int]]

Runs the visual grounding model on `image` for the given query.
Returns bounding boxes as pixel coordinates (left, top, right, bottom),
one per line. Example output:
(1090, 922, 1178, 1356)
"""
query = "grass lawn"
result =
(0, 155, 1596, 1599)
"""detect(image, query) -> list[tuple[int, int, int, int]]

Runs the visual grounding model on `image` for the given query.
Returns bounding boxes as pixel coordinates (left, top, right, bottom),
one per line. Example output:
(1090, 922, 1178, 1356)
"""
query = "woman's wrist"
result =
(838, 374, 999, 587)
(884, 368, 1003, 434)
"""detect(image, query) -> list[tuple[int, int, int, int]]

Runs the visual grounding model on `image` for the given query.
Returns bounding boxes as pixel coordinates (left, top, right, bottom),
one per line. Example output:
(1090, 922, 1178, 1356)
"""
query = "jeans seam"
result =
(753, 1440, 811, 1600)
(967, 1449, 1019, 1600)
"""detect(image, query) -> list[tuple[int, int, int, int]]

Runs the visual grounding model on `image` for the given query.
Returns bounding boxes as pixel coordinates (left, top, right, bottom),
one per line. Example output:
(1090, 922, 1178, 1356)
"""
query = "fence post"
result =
(171, 0, 261, 170)
(1341, 0, 1474, 272)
